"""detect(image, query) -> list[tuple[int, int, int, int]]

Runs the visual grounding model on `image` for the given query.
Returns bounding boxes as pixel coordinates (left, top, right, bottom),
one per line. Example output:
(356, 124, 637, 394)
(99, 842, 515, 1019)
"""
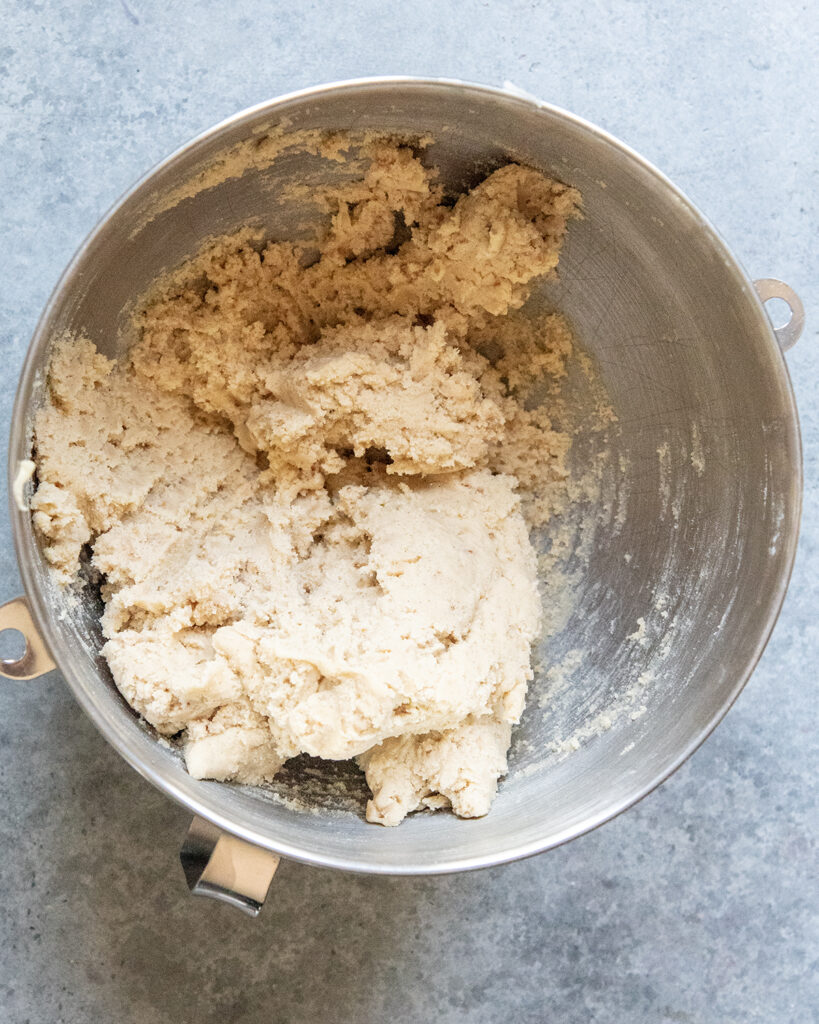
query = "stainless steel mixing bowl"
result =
(1, 78, 804, 914)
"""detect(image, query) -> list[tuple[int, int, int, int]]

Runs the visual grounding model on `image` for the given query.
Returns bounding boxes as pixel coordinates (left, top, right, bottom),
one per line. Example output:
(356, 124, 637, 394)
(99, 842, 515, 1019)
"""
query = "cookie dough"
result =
(32, 139, 580, 825)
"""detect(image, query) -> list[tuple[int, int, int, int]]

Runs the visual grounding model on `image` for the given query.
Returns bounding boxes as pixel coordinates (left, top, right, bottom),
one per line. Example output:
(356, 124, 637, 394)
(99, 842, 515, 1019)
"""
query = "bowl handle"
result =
(180, 815, 280, 916)
(0, 596, 56, 680)
(754, 279, 805, 352)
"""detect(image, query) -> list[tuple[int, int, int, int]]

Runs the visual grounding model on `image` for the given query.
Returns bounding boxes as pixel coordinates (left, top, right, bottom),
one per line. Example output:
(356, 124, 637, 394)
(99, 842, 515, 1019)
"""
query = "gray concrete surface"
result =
(1, 2, 816, 1022)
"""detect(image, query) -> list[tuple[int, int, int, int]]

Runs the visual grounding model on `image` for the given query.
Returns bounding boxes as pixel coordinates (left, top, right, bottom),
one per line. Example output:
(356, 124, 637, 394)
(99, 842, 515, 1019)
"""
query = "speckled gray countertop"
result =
(1, 3, 816, 1022)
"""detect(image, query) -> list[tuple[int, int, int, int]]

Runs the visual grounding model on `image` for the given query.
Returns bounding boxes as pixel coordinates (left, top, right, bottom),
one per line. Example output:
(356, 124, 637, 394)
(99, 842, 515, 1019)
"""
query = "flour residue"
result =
(690, 421, 705, 477)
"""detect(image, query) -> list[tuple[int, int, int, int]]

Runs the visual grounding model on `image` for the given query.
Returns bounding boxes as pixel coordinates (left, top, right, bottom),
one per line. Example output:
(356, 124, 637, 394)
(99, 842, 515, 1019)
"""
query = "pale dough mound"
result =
(32, 140, 580, 825)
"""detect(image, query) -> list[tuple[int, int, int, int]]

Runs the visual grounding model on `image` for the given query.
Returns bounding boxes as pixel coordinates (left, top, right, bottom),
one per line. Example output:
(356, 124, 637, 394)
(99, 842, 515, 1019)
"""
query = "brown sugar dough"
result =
(32, 139, 580, 825)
